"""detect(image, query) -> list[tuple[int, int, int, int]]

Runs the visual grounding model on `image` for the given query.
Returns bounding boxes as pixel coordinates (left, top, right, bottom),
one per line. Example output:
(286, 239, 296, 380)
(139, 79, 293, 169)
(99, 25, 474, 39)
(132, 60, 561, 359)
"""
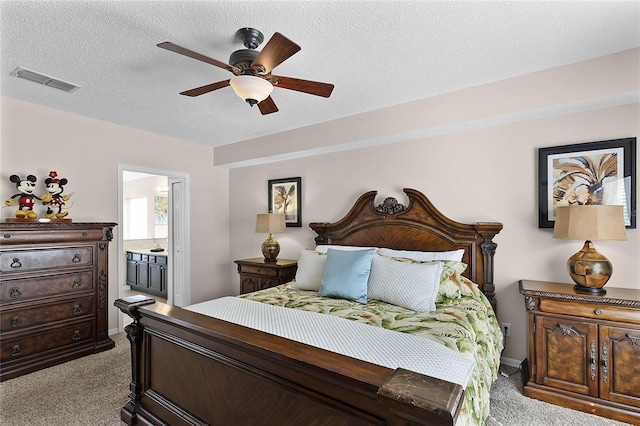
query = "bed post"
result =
(114, 296, 156, 424)
(474, 223, 502, 312)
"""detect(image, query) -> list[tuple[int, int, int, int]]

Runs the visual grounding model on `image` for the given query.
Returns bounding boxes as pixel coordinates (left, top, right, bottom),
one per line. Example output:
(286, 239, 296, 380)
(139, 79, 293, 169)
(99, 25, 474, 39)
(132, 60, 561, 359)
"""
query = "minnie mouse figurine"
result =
(41, 171, 72, 219)
(5, 174, 41, 219)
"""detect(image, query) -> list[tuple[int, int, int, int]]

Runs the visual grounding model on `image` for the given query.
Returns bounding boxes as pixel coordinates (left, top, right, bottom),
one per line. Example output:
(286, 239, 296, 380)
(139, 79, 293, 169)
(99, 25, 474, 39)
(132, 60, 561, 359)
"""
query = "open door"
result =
(117, 165, 190, 333)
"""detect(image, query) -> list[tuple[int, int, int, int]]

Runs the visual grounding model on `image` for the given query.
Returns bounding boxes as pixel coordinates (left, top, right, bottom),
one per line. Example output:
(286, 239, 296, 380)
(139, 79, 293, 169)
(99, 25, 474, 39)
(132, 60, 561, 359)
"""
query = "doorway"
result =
(117, 165, 190, 332)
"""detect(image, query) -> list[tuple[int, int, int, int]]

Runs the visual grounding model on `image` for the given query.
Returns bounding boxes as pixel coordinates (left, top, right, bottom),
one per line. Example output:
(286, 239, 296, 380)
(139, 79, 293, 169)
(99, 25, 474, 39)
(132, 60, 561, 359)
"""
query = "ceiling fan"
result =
(158, 28, 334, 115)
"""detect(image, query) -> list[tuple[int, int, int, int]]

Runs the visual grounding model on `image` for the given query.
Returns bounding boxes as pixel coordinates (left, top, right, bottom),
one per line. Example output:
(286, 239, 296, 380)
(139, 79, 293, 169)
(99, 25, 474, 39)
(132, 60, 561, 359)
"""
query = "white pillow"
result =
(377, 247, 464, 262)
(367, 254, 444, 312)
(314, 245, 378, 254)
(291, 250, 327, 291)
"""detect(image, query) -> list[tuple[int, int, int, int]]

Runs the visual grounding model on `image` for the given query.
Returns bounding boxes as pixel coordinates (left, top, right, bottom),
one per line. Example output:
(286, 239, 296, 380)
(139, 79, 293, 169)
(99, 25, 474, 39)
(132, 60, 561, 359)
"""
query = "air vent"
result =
(10, 66, 80, 93)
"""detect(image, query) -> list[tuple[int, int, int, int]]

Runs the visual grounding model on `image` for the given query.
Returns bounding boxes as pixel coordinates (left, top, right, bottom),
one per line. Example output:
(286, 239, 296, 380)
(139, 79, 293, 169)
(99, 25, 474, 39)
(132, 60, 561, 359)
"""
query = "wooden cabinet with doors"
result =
(519, 280, 640, 424)
(126, 251, 167, 298)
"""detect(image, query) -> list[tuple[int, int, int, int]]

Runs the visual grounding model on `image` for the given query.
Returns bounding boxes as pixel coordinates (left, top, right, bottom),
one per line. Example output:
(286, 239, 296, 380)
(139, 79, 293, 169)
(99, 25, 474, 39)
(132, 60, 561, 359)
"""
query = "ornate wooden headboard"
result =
(309, 188, 503, 307)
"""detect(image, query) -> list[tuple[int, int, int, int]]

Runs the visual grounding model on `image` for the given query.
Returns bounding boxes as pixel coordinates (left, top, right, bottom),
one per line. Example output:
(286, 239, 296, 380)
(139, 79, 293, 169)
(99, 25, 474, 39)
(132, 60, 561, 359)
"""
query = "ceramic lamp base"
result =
(261, 233, 280, 262)
(567, 240, 612, 294)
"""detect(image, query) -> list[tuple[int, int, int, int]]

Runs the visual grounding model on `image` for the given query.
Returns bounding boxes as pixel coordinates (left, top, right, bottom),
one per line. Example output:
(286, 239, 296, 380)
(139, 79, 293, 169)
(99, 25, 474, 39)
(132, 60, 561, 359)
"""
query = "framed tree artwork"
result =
(538, 137, 636, 229)
(268, 177, 302, 227)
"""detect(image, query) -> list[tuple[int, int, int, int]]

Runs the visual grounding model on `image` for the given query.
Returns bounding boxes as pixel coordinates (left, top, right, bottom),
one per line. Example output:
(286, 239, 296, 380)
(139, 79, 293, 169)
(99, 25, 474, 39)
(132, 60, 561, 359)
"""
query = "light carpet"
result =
(0, 333, 632, 425)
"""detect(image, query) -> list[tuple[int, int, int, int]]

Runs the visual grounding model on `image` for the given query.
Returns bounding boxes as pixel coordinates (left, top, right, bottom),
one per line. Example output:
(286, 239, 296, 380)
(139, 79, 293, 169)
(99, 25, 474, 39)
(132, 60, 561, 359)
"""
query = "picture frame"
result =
(538, 137, 636, 229)
(268, 177, 302, 227)
(154, 196, 168, 225)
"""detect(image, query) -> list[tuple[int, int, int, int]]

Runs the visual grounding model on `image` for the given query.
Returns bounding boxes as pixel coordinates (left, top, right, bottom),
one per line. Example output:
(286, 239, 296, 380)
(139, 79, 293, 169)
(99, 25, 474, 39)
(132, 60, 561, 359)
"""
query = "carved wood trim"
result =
(310, 188, 503, 304)
(518, 289, 640, 308)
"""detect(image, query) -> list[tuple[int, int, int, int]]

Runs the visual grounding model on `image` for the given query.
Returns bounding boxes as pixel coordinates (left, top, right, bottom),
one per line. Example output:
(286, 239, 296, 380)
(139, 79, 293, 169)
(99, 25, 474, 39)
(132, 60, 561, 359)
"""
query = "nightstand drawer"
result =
(539, 299, 640, 325)
(0, 246, 93, 273)
(239, 264, 279, 277)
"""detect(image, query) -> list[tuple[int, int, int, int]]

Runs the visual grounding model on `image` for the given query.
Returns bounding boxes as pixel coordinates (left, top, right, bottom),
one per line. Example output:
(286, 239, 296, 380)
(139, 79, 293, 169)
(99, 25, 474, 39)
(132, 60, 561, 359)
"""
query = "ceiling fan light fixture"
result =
(229, 75, 273, 106)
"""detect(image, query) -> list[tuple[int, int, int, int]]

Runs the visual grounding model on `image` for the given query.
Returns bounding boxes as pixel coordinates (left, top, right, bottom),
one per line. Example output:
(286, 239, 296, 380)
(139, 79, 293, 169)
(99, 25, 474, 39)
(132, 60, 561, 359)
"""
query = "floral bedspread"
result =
(239, 261, 503, 426)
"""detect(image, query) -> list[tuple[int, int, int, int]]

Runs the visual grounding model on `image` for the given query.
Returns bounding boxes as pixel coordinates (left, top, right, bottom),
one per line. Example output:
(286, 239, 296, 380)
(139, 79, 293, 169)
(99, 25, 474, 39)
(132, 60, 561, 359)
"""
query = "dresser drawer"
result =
(1, 295, 95, 332)
(0, 271, 93, 303)
(0, 320, 95, 363)
(539, 298, 640, 325)
(0, 246, 93, 273)
(239, 264, 279, 277)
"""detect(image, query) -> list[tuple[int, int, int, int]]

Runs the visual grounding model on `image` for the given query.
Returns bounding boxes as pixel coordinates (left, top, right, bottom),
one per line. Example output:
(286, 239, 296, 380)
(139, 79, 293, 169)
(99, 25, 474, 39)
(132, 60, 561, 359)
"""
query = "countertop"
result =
(126, 248, 167, 256)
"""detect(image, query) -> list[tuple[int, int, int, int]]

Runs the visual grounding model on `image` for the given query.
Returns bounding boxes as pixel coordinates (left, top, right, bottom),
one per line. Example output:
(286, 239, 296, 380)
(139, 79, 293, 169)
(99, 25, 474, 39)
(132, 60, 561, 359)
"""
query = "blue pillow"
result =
(318, 248, 376, 304)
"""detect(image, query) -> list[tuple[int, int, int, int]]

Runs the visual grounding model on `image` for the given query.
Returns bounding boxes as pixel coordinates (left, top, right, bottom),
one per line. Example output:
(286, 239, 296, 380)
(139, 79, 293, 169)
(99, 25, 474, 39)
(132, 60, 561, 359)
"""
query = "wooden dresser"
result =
(519, 280, 640, 424)
(0, 222, 116, 381)
(234, 258, 297, 294)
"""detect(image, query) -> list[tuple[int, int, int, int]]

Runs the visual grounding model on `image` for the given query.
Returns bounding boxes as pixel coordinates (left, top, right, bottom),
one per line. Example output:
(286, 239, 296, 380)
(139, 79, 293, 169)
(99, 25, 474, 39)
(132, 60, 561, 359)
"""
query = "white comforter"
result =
(186, 296, 474, 387)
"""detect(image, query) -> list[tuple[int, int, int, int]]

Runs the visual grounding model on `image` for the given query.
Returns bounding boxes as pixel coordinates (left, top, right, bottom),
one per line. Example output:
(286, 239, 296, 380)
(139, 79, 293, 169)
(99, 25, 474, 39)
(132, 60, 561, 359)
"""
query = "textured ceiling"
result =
(1, 1, 639, 149)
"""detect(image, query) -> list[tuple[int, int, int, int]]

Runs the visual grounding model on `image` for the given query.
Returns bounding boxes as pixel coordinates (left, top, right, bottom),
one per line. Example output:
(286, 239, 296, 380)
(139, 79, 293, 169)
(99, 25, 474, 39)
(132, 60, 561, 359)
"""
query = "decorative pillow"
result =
(377, 247, 464, 262)
(368, 254, 443, 312)
(315, 245, 378, 254)
(435, 261, 475, 303)
(318, 248, 376, 304)
(291, 250, 327, 291)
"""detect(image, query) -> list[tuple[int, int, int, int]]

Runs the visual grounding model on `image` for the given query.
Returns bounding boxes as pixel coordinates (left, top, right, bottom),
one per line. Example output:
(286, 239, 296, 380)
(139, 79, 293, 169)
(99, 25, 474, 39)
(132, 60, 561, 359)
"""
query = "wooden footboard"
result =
(116, 296, 465, 426)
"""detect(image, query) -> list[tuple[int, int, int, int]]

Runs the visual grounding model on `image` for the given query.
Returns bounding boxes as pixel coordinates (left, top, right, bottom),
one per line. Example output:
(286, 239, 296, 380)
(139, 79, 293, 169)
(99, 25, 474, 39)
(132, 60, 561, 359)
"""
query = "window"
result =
(126, 197, 148, 240)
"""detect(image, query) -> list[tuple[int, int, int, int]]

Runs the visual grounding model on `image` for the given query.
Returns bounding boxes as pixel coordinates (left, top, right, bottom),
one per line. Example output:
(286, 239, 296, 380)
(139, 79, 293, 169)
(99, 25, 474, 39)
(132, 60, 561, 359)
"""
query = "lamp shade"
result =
(553, 205, 627, 241)
(255, 213, 286, 234)
(229, 75, 273, 105)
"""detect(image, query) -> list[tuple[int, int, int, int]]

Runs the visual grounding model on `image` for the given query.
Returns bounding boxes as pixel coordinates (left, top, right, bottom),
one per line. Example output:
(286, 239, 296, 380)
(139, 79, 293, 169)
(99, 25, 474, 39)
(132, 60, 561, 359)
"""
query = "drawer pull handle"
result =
(11, 345, 22, 357)
(602, 343, 608, 383)
(11, 316, 22, 328)
(10, 287, 21, 298)
(627, 334, 640, 346)
(72, 280, 81, 289)
(73, 305, 82, 315)
(589, 341, 596, 381)
(72, 254, 82, 263)
(595, 309, 603, 315)
(10, 258, 22, 268)
(72, 330, 82, 341)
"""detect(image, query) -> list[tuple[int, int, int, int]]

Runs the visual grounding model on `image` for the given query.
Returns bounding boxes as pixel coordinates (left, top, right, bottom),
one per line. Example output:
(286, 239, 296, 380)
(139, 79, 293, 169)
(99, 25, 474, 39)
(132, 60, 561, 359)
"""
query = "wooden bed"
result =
(116, 188, 502, 426)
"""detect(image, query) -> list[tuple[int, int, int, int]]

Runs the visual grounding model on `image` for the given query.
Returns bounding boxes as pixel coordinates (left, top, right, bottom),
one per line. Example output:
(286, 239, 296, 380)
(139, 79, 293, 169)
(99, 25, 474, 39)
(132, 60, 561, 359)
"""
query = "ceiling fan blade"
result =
(258, 96, 279, 115)
(158, 42, 240, 74)
(180, 80, 230, 97)
(271, 75, 334, 98)
(251, 33, 301, 74)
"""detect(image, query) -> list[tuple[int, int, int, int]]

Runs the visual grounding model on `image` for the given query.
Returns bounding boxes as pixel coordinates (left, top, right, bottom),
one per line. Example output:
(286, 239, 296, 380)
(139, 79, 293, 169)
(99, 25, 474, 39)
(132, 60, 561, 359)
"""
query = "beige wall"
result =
(0, 97, 231, 331)
(228, 50, 640, 362)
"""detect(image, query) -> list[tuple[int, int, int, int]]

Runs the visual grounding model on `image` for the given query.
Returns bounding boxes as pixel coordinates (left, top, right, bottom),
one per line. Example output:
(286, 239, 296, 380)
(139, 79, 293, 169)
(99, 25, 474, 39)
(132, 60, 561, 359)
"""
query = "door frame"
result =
(117, 164, 190, 332)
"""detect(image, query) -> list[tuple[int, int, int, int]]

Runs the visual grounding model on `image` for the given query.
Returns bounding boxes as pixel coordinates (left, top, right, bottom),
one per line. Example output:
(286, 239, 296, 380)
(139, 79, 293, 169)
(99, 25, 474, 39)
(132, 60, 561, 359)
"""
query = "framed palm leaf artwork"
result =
(268, 177, 302, 227)
(538, 137, 636, 229)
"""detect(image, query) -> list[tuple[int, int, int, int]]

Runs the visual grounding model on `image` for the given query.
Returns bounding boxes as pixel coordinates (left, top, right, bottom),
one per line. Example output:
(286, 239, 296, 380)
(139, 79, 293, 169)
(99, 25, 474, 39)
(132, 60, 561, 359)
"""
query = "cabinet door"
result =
(599, 325, 640, 408)
(258, 278, 279, 291)
(240, 275, 258, 294)
(137, 262, 149, 289)
(126, 260, 138, 287)
(148, 263, 166, 293)
(535, 315, 599, 397)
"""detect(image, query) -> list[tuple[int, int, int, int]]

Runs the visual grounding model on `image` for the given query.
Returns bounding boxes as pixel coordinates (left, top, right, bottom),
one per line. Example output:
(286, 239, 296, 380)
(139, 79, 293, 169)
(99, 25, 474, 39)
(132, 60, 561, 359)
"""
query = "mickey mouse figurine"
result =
(5, 174, 41, 219)
(41, 171, 72, 219)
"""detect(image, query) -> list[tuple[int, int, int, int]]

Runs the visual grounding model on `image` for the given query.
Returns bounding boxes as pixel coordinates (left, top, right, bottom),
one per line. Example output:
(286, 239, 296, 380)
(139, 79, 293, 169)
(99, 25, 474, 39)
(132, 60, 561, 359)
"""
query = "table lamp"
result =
(255, 213, 286, 262)
(553, 205, 626, 294)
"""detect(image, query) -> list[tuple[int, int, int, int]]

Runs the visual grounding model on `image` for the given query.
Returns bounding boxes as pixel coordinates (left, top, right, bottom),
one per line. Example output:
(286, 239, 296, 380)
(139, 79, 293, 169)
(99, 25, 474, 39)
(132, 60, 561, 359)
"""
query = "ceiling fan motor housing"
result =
(229, 49, 261, 74)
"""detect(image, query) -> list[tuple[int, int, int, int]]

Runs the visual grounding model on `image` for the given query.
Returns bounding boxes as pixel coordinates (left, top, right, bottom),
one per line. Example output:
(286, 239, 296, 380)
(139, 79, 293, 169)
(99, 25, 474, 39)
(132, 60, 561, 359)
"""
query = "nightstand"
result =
(234, 258, 298, 294)
(519, 280, 640, 424)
